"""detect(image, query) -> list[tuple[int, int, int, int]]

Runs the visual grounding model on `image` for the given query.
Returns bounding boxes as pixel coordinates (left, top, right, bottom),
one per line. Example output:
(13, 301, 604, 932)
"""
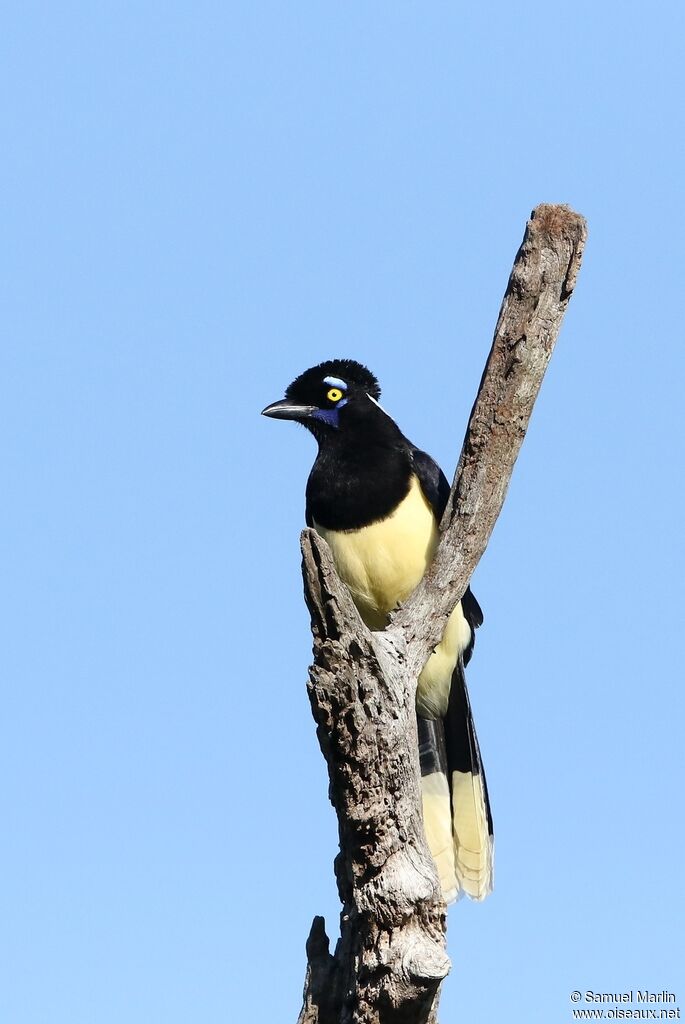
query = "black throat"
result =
(305, 401, 413, 531)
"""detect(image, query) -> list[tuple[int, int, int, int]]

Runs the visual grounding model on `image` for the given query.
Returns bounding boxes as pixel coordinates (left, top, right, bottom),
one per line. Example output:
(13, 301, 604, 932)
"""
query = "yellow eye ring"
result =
(326, 387, 343, 403)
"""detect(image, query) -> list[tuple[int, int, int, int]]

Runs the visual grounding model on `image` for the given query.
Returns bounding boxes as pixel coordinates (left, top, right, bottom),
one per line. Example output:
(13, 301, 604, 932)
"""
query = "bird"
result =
(262, 358, 493, 902)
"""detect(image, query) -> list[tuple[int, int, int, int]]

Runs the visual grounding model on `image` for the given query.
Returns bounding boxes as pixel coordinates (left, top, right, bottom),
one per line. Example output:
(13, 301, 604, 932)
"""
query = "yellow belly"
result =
(314, 474, 471, 717)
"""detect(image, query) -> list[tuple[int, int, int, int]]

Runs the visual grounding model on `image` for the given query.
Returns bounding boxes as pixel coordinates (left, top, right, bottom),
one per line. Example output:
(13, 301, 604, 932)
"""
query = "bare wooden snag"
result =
(297, 205, 587, 1024)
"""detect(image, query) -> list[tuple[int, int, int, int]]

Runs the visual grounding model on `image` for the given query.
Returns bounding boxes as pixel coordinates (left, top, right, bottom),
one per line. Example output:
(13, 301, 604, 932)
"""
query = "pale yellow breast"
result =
(314, 475, 438, 630)
(314, 473, 472, 717)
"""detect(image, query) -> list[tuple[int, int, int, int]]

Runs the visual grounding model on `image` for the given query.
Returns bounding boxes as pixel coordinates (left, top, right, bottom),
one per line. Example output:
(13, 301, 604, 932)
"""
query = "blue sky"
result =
(1, 3, 683, 1022)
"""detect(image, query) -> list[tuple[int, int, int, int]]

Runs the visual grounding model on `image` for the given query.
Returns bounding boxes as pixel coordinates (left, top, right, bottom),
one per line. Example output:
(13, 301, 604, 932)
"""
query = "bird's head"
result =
(262, 359, 382, 439)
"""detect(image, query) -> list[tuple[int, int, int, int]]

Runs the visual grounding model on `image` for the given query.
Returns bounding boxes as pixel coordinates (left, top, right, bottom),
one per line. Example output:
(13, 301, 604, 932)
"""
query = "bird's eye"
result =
(326, 387, 343, 403)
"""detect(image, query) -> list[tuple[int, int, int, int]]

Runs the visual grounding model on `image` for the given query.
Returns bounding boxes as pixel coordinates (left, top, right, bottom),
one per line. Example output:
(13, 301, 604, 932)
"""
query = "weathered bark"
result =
(396, 203, 587, 677)
(297, 205, 587, 1024)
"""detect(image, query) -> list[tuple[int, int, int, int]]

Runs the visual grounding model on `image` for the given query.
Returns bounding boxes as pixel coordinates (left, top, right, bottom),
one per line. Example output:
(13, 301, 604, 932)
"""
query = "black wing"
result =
(410, 446, 451, 520)
(410, 445, 483, 660)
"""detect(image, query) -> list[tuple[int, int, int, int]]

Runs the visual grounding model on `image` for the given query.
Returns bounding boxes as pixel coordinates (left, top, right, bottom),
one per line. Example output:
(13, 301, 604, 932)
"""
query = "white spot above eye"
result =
(323, 375, 348, 390)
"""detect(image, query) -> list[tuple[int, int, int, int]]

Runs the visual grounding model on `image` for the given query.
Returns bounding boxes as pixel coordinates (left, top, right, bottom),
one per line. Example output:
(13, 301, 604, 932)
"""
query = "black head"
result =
(261, 359, 382, 437)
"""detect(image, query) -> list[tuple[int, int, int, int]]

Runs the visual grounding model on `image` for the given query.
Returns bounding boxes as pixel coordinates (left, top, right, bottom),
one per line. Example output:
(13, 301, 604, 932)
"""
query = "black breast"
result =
(306, 442, 413, 531)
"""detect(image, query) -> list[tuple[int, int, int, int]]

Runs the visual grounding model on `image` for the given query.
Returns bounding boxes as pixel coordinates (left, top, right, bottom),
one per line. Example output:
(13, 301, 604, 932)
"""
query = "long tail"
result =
(418, 658, 493, 902)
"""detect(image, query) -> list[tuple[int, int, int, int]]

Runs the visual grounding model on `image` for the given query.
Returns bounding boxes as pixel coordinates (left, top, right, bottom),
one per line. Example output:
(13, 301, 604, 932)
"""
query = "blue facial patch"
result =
(312, 407, 343, 427)
(323, 375, 348, 390)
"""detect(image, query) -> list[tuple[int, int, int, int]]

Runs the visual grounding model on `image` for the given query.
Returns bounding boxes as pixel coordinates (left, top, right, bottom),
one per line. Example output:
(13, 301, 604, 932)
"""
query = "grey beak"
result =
(261, 399, 316, 420)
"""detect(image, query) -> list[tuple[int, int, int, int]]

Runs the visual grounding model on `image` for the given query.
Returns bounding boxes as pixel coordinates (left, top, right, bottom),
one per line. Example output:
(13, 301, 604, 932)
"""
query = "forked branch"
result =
(297, 205, 587, 1024)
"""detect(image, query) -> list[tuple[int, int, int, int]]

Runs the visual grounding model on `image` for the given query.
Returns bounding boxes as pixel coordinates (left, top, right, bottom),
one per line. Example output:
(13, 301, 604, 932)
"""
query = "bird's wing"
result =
(410, 446, 450, 520)
(412, 445, 492, 900)
(410, 445, 483, 659)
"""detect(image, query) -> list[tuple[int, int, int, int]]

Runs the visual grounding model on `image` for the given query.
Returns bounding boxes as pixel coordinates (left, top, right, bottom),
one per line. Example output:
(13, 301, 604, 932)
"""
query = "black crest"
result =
(285, 359, 381, 403)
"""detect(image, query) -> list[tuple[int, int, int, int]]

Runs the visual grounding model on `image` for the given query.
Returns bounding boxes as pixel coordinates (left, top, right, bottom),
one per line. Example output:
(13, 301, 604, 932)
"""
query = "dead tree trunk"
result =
(297, 205, 587, 1024)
